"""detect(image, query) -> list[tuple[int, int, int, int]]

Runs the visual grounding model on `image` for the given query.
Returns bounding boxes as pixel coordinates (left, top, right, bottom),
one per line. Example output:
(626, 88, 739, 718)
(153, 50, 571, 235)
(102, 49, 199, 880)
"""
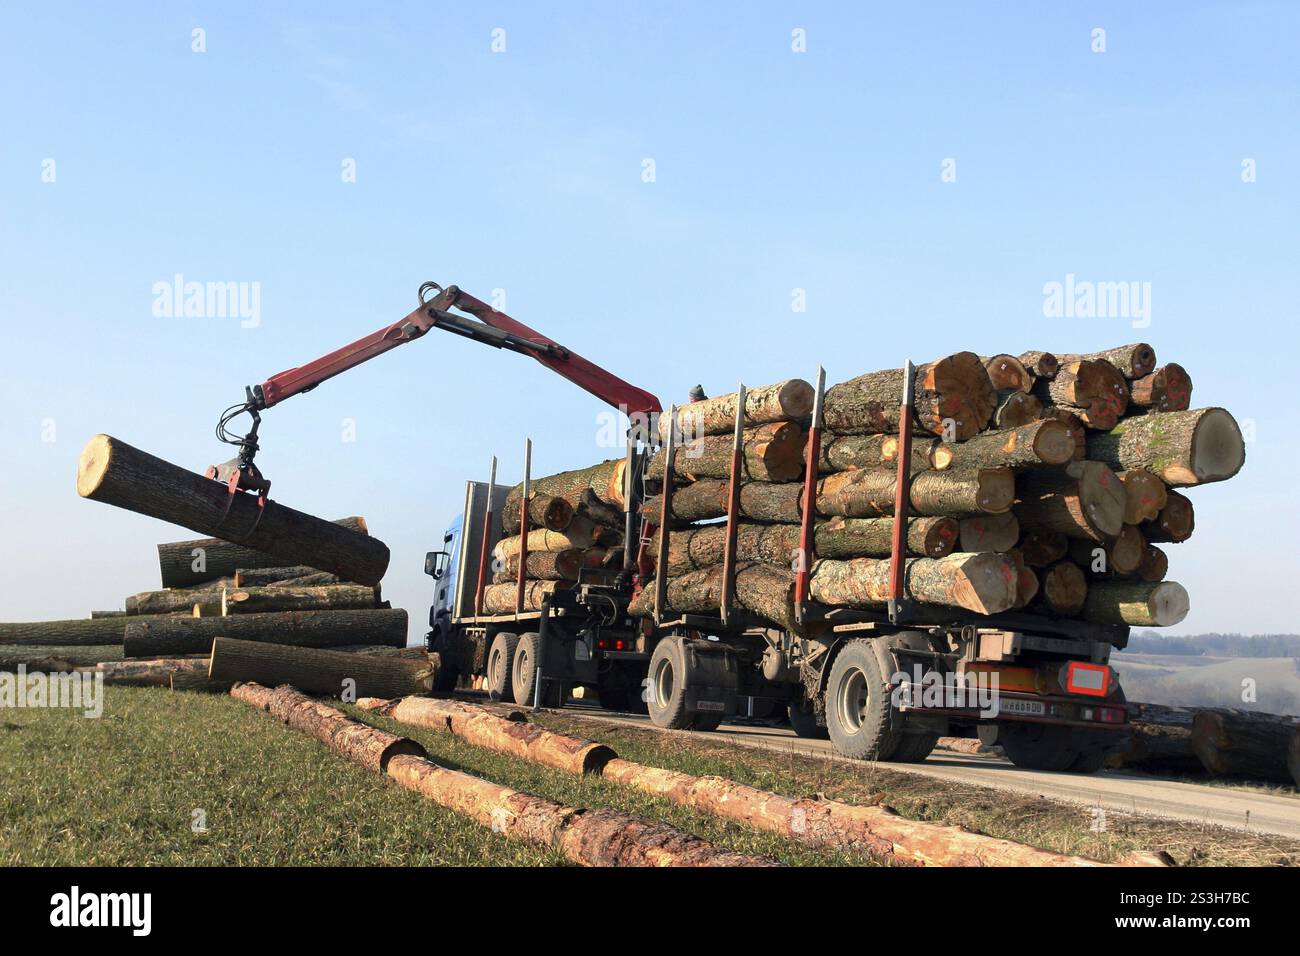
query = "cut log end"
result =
(75, 433, 115, 498)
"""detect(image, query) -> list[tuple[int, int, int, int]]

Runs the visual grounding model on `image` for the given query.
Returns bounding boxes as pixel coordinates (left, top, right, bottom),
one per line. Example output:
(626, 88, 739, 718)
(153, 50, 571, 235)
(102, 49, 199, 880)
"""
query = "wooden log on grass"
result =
(1015, 461, 1125, 541)
(232, 682, 425, 773)
(0, 617, 124, 647)
(1128, 364, 1192, 413)
(94, 657, 208, 686)
(1032, 360, 1129, 430)
(1109, 722, 1202, 776)
(122, 608, 407, 657)
(1080, 581, 1189, 627)
(1086, 408, 1245, 487)
(823, 353, 996, 441)
(649, 422, 807, 483)
(1191, 710, 1299, 783)
(809, 553, 1019, 616)
(156, 517, 369, 588)
(658, 380, 814, 442)
(0, 645, 123, 670)
(213, 639, 435, 700)
(77, 436, 389, 585)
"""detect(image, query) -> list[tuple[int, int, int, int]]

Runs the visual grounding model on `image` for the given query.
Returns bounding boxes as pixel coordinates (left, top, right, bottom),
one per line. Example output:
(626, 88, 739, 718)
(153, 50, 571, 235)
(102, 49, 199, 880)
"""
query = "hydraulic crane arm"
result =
(211, 282, 661, 495)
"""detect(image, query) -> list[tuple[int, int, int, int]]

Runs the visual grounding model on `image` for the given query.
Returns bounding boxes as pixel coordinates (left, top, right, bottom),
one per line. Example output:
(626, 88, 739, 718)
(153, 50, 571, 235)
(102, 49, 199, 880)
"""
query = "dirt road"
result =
(560, 708, 1300, 840)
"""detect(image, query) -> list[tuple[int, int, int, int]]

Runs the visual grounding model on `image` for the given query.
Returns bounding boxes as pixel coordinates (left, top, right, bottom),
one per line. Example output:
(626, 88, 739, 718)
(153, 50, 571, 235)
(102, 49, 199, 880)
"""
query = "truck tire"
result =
(891, 731, 940, 763)
(787, 698, 829, 739)
(825, 639, 902, 761)
(646, 638, 694, 729)
(486, 632, 518, 702)
(998, 724, 1079, 772)
(511, 632, 561, 707)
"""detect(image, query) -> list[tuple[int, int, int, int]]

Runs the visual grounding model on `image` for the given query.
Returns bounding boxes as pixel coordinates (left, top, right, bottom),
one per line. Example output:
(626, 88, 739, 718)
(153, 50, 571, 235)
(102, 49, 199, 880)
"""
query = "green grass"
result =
(0, 687, 562, 865)
(528, 711, 1300, 867)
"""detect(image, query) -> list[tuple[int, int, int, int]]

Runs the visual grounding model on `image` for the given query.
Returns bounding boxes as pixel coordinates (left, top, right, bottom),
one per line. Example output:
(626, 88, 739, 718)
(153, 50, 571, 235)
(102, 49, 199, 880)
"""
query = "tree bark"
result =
(495, 549, 585, 582)
(1117, 469, 1168, 525)
(480, 580, 569, 614)
(0, 617, 124, 647)
(1109, 723, 1202, 775)
(90, 610, 126, 619)
(649, 421, 806, 483)
(1128, 364, 1192, 413)
(122, 608, 407, 657)
(958, 512, 1020, 553)
(1080, 581, 1189, 626)
(1015, 461, 1126, 541)
(0, 645, 123, 670)
(231, 682, 426, 773)
(500, 493, 576, 534)
(1055, 344, 1156, 379)
(817, 467, 1014, 518)
(1033, 360, 1130, 429)
(1191, 710, 1299, 783)
(221, 584, 380, 615)
(270, 571, 342, 587)
(493, 516, 613, 558)
(938, 421, 1075, 470)
(981, 354, 1035, 393)
(992, 390, 1043, 429)
(643, 480, 802, 524)
(1086, 408, 1245, 486)
(125, 588, 225, 615)
(214, 640, 436, 701)
(503, 460, 627, 517)
(77, 435, 389, 585)
(155, 517, 368, 589)
(1141, 490, 1194, 543)
(823, 353, 996, 440)
(658, 380, 814, 442)
(1017, 351, 1060, 378)
(233, 566, 342, 588)
(1018, 530, 1068, 567)
(94, 657, 208, 686)
(808, 553, 1019, 615)
(628, 563, 797, 631)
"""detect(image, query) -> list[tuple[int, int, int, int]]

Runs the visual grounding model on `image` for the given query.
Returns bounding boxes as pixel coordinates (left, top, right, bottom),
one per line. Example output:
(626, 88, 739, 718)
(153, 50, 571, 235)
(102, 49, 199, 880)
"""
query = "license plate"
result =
(999, 698, 1046, 717)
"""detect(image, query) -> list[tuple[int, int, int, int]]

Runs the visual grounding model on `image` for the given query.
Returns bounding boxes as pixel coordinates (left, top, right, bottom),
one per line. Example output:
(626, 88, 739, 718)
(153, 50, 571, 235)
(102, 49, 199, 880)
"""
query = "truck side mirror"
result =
(424, 550, 449, 578)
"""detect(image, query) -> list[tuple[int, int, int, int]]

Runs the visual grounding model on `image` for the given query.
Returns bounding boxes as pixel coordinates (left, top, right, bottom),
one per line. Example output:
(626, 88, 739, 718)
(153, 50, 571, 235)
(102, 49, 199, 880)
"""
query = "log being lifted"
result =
(1032, 360, 1129, 429)
(211, 638, 436, 700)
(1129, 364, 1192, 413)
(809, 553, 1019, 616)
(157, 517, 368, 589)
(1086, 408, 1245, 487)
(232, 682, 425, 773)
(503, 460, 627, 516)
(233, 566, 342, 588)
(657, 380, 814, 442)
(499, 493, 575, 533)
(649, 422, 807, 483)
(1191, 709, 1299, 783)
(822, 352, 997, 441)
(123, 608, 408, 657)
(653, 517, 959, 576)
(0, 617, 124, 647)
(1015, 461, 1125, 541)
(1080, 581, 1189, 627)
(78, 435, 389, 586)
(628, 563, 798, 631)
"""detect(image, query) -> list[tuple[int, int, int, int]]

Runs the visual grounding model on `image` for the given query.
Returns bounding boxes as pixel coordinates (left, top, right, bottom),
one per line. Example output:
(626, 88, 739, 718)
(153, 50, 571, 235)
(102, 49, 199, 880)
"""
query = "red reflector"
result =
(1065, 662, 1110, 697)
(615, 640, 625, 650)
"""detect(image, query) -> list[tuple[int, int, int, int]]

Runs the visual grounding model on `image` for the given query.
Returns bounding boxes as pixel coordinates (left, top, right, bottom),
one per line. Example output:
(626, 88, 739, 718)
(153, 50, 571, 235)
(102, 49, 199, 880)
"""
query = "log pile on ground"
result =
(622, 347, 1242, 630)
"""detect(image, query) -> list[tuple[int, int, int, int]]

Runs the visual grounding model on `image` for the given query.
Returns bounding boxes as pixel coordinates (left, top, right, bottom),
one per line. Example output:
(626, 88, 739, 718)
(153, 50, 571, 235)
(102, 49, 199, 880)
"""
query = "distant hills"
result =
(1113, 633, 1300, 715)
(1124, 632, 1300, 658)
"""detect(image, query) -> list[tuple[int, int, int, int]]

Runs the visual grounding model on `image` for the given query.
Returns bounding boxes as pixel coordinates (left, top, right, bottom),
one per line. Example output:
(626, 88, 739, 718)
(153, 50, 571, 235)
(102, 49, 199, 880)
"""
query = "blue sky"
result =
(1, 2, 1296, 639)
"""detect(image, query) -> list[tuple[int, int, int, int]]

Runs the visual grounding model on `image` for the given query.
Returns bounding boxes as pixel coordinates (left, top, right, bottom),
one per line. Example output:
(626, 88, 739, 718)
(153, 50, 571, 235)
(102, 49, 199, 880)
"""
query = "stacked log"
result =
(623, 347, 1242, 632)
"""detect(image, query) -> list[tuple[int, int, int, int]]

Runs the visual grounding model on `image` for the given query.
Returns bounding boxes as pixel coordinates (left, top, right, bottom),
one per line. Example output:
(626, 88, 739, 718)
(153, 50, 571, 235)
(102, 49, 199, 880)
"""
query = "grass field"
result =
(4, 686, 1297, 866)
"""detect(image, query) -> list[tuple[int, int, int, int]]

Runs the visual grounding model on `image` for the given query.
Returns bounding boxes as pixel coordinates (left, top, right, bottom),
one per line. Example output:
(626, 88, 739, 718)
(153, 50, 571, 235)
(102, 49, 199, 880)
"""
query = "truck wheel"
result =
(486, 632, 518, 702)
(511, 632, 561, 707)
(646, 638, 692, 729)
(999, 724, 1079, 772)
(891, 732, 939, 763)
(787, 698, 829, 740)
(825, 640, 900, 761)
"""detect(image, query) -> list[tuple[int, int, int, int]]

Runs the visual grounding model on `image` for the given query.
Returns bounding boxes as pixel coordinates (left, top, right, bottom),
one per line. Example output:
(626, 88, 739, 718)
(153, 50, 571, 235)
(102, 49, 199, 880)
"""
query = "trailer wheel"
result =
(646, 638, 694, 729)
(998, 725, 1080, 772)
(825, 639, 901, 761)
(891, 731, 940, 763)
(511, 632, 561, 707)
(787, 698, 829, 740)
(486, 632, 518, 702)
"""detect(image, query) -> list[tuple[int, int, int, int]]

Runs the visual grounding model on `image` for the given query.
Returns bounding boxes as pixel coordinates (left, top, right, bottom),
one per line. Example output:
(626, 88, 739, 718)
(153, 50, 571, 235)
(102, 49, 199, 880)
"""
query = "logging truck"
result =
(201, 281, 1132, 773)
